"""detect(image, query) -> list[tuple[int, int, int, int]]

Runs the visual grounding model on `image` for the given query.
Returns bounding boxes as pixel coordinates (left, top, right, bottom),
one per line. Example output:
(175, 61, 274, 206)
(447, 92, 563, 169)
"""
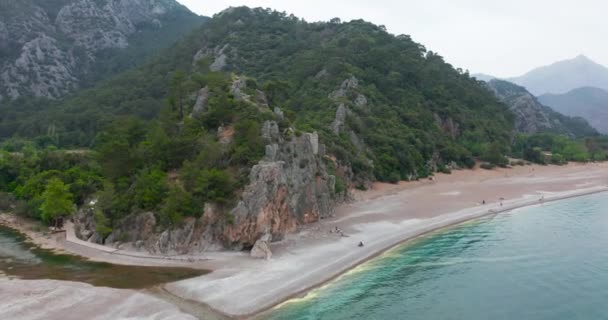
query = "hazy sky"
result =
(177, 0, 607, 78)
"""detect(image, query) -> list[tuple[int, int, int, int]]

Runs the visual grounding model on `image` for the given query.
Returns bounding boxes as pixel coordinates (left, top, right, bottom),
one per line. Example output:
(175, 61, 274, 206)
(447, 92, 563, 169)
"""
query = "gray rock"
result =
(210, 54, 227, 72)
(191, 86, 210, 117)
(262, 121, 280, 142)
(331, 104, 348, 135)
(304, 132, 319, 155)
(315, 69, 329, 79)
(486, 80, 555, 134)
(274, 107, 285, 120)
(0, 0, 187, 100)
(224, 126, 336, 247)
(254, 89, 269, 108)
(210, 44, 230, 71)
(354, 94, 368, 107)
(329, 76, 359, 100)
(250, 236, 272, 260)
(231, 76, 250, 101)
(265, 144, 280, 161)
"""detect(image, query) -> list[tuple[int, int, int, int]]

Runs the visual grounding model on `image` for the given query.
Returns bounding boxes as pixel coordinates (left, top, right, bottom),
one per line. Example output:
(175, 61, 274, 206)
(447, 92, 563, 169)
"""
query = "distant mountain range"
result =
(486, 79, 597, 138)
(539, 87, 608, 134)
(475, 55, 608, 134)
(475, 55, 608, 96)
(509, 55, 608, 96)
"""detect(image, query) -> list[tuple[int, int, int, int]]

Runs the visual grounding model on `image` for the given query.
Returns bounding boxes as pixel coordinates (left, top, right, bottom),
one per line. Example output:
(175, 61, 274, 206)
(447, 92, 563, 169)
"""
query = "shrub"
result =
(480, 163, 496, 170)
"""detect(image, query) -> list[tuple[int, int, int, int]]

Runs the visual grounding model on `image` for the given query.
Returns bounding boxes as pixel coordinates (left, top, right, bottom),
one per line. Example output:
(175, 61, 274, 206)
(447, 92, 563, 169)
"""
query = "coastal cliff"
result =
(5, 7, 604, 256)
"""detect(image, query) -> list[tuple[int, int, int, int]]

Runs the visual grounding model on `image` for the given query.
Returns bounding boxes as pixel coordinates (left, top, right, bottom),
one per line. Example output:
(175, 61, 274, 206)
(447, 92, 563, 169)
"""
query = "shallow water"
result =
(0, 225, 206, 289)
(267, 192, 608, 320)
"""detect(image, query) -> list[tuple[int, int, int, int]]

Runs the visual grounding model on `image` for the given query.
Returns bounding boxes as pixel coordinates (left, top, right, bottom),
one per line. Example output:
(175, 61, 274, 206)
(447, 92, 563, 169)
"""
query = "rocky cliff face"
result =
(486, 80, 554, 134)
(76, 125, 342, 254)
(0, 0, 203, 101)
(75, 78, 350, 255)
(485, 79, 597, 137)
(224, 119, 337, 248)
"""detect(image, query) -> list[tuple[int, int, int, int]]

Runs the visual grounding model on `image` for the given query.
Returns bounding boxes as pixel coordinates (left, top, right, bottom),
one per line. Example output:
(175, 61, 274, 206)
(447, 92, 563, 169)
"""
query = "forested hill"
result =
(2, 7, 605, 251)
(0, 0, 206, 101)
(185, 7, 515, 181)
(486, 79, 598, 138)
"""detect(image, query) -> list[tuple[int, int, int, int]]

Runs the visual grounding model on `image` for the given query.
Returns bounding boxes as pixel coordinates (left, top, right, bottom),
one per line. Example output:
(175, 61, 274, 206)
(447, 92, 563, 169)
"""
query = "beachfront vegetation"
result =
(0, 7, 605, 228)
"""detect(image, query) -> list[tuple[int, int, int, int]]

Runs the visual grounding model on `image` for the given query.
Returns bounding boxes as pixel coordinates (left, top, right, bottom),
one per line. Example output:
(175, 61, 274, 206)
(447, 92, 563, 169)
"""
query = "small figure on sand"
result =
(358, 241, 364, 247)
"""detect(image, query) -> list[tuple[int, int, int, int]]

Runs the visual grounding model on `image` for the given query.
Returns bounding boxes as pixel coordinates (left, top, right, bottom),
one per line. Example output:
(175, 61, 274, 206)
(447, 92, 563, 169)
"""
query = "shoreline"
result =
(2, 162, 608, 319)
(166, 162, 608, 318)
(253, 186, 608, 319)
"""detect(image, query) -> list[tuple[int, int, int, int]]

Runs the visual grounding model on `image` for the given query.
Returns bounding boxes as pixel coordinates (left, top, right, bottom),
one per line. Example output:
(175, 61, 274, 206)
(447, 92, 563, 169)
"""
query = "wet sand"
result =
(166, 162, 608, 318)
(3, 162, 608, 318)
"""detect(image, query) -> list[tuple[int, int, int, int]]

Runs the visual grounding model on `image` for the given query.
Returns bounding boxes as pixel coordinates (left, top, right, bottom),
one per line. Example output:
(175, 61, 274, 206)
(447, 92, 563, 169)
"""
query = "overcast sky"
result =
(177, 0, 607, 78)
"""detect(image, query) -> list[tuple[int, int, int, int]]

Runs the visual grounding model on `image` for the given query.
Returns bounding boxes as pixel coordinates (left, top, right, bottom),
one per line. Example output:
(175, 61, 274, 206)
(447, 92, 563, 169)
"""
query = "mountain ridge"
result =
(0, 0, 206, 101)
(508, 55, 608, 95)
(539, 86, 608, 134)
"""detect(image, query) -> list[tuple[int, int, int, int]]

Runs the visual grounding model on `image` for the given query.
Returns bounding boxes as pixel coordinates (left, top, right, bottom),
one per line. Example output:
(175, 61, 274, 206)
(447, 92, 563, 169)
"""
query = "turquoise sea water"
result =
(267, 193, 608, 320)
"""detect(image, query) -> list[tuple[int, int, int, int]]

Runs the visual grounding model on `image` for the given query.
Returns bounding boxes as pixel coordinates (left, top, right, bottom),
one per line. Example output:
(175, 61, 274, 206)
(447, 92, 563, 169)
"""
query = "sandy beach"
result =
(166, 162, 608, 318)
(2, 162, 608, 319)
(0, 279, 198, 320)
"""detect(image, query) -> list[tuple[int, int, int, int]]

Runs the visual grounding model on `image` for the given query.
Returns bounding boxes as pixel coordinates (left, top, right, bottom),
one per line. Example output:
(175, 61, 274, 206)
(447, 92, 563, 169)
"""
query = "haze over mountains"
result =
(475, 55, 608, 134)
(539, 87, 608, 134)
(509, 55, 608, 96)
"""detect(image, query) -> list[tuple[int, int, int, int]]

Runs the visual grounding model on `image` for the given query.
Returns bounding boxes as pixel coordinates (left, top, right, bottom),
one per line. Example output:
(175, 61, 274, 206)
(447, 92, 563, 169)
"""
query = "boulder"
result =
(250, 234, 273, 260)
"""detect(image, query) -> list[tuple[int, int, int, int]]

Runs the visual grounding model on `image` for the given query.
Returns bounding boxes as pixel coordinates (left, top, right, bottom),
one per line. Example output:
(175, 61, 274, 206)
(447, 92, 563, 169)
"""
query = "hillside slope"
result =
(3, 7, 601, 252)
(0, 0, 205, 101)
(539, 87, 608, 134)
(486, 80, 598, 138)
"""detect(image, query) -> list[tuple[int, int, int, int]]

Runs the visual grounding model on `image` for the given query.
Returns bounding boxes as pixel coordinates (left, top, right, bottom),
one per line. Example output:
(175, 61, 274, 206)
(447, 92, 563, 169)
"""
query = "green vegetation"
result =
(40, 178, 74, 225)
(0, 7, 605, 232)
(0, 60, 275, 229)
(512, 133, 608, 165)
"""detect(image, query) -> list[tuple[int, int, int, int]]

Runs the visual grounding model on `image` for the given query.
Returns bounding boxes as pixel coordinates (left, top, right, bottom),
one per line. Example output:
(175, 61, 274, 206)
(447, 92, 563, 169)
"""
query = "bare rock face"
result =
(93, 204, 227, 254)
(331, 104, 348, 135)
(485, 79, 555, 134)
(74, 205, 98, 242)
(329, 76, 368, 136)
(104, 212, 157, 246)
(224, 121, 335, 248)
(0, 0, 196, 100)
(74, 84, 347, 254)
(193, 44, 230, 71)
(329, 76, 359, 100)
(1, 35, 79, 100)
(231, 76, 250, 101)
(190, 86, 210, 118)
(433, 113, 460, 139)
(75, 123, 343, 253)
